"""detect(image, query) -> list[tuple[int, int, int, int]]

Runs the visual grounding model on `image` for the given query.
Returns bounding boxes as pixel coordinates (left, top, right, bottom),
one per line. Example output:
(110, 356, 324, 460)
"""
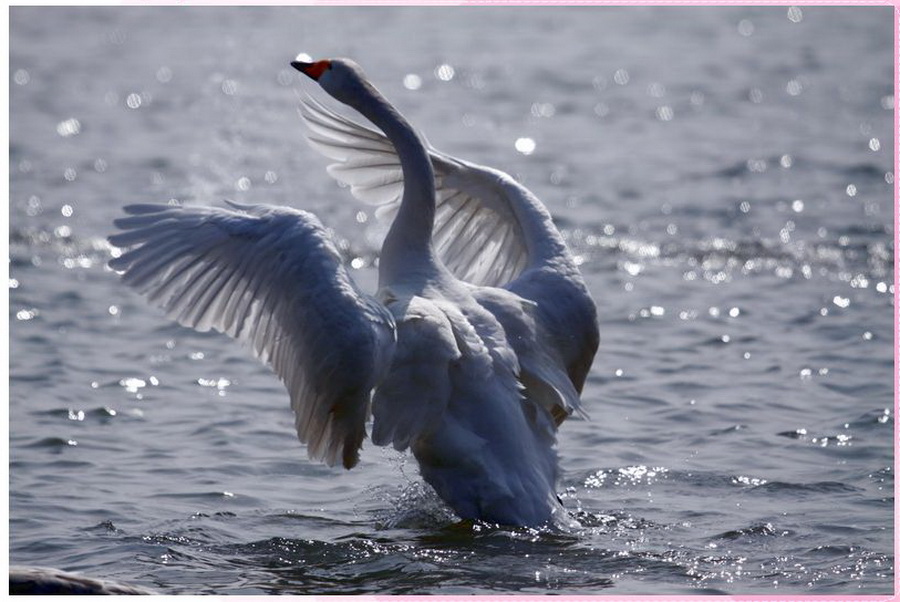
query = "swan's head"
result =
(291, 57, 373, 106)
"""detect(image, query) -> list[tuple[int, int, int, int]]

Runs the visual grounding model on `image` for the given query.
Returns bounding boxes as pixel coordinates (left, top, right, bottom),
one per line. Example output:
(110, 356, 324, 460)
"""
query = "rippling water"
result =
(9, 6, 894, 594)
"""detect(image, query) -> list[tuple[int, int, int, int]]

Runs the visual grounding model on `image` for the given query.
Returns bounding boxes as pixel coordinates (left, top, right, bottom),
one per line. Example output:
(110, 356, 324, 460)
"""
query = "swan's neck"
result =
(352, 84, 439, 287)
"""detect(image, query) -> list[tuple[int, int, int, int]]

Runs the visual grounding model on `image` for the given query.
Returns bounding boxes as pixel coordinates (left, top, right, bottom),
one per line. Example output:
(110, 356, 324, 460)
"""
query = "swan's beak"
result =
(292, 59, 330, 81)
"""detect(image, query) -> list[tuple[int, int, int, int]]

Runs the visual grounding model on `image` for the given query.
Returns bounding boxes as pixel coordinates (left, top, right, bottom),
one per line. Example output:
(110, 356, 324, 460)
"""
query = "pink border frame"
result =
(4, 2, 896, 599)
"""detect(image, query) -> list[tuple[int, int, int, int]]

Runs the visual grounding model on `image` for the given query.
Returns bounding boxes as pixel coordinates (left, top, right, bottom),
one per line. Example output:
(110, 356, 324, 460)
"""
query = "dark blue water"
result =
(9, 6, 894, 594)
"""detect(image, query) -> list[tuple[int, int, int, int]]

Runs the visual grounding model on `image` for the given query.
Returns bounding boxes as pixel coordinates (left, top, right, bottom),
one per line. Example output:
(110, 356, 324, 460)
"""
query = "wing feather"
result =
(297, 96, 532, 288)
(109, 202, 397, 468)
(296, 95, 599, 429)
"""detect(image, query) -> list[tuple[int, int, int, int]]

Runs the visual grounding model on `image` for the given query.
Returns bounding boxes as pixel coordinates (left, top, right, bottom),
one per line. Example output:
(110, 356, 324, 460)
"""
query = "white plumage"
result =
(109, 58, 598, 526)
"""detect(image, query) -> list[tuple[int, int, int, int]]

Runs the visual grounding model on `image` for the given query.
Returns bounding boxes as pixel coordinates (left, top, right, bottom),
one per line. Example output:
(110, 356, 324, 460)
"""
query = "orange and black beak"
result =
(291, 59, 331, 81)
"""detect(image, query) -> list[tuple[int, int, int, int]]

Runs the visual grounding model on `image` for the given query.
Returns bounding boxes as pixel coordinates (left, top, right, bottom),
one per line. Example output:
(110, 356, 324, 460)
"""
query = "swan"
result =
(108, 57, 599, 527)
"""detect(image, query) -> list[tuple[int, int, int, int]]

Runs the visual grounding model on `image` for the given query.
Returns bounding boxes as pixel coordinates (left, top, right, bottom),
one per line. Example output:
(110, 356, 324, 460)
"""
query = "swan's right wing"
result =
(298, 96, 534, 288)
(108, 202, 397, 469)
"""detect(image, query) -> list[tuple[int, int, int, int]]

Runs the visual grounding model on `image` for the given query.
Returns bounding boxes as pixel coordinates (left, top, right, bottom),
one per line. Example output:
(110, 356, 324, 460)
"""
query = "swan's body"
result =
(109, 58, 598, 526)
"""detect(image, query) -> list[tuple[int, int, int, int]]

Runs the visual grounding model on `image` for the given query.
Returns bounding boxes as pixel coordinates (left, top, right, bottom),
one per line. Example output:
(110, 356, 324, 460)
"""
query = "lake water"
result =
(9, 5, 895, 595)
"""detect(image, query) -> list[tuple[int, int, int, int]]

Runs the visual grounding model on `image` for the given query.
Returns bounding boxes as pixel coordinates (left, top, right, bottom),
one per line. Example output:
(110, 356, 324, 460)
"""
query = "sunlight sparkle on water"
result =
(120, 377, 146, 393)
(832, 295, 850, 308)
(16, 309, 37, 321)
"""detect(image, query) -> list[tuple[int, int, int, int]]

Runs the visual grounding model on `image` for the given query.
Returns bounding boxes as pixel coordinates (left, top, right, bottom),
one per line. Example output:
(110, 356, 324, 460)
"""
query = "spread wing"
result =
(108, 202, 397, 469)
(298, 95, 599, 428)
(298, 95, 531, 288)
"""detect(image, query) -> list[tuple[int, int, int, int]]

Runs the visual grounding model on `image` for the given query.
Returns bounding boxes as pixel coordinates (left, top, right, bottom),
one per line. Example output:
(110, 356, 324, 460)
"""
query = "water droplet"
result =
(862, 331, 873, 341)
(647, 82, 666, 98)
(189, 351, 205, 360)
(13, 69, 30, 85)
(728, 307, 741, 318)
(56, 118, 81, 137)
(61, 204, 74, 217)
(846, 184, 857, 197)
(868, 138, 881, 152)
(737, 19, 754, 36)
(747, 158, 767, 173)
(655, 105, 674, 121)
(530, 102, 556, 118)
(434, 64, 455, 82)
(235, 176, 251, 191)
(221, 79, 238, 95)
(721, 334, 731, 343)
(63, 168, 77, 182)
(403, 74, 422, 90)
(613, 68, 630, 86)
(739, 201, 751, 213)
(126, 93, 143, 109)
(748, 88, 763, 103)
(9, 278, 20, 289)
(108, 305, 119, 316)
(780, 154, 793, 168)
(156, 66, 173, 83)
(786, 79, 803, 96)
(614, 368, 624, 377)
(791, 199, 804, 213)
(294, 52, 312, 63)
(514, 137, 536, 155)
(787, 6, 803, 23)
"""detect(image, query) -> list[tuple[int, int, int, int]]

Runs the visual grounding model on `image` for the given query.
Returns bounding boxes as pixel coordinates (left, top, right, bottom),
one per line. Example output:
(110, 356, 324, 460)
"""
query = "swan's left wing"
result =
(108, 202, 397, 469)
(299, 96, 532, 288)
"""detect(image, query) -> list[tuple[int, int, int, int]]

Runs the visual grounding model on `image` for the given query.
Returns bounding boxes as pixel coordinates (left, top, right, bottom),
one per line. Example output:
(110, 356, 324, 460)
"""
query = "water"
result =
(9, 6, 894, 594)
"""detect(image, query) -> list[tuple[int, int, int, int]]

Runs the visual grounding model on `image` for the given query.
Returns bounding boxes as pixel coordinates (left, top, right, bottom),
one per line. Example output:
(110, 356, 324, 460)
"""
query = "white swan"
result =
(109, 58, 599, 526)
